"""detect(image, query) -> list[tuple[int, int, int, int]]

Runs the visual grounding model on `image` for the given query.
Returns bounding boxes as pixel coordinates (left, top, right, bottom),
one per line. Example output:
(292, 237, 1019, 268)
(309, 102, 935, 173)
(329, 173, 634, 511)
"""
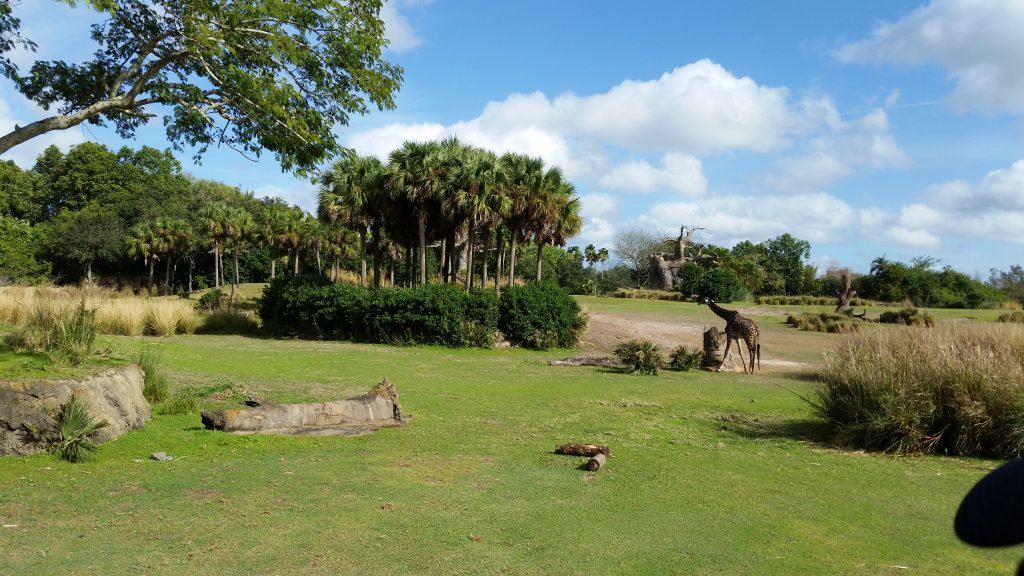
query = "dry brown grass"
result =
(815, 322, 1024, 457)
(0, 287, 198, 336)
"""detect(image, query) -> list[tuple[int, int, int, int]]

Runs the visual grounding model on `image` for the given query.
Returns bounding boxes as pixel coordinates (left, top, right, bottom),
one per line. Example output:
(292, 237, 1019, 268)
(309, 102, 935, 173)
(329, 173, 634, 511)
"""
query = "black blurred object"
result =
(956, 457, 1024, 547)
(955, 457, 1024, 575)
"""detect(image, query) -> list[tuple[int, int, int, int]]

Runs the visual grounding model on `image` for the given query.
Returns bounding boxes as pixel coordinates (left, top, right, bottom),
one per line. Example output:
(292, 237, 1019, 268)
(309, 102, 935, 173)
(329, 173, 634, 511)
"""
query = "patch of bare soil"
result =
(579, 310, 806, 370)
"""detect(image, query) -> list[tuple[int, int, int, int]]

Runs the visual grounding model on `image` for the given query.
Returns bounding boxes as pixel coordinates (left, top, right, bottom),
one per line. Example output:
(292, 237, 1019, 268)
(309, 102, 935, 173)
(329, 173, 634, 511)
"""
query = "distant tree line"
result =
(0, 140, 582, 297)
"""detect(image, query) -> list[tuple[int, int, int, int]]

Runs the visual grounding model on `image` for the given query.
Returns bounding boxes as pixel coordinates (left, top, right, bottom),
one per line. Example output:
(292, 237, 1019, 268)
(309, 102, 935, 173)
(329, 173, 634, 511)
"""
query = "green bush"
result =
(258, 275, 500, 347)
(615, 339, 664, 375)
(878, 308, 934, 327)
(197, 288, 224, 311)
(668, 345, 703, 371)
(814, 323, 1024, 458)
(699, 267, 745, 303)
(498, 283, 588, 349)
(51, 393, 108, 462)
(786, 312, 862, 333)
(757, 295, 876, 307)
(134, 345, 169, 404)
(997, 311, 1024, 323)
(197, 309, 260, 335)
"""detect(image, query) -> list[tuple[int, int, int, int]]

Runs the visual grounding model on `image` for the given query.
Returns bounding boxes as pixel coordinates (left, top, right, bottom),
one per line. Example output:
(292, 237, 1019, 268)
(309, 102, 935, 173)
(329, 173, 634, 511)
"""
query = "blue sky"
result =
(2, 0, 1023, 276)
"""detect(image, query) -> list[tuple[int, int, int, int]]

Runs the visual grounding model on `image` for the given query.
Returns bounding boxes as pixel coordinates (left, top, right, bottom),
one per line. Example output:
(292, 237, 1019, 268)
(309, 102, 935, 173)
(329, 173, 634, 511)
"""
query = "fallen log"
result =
(201, 379, 409, 436)
(585, 453, 607, 471)
(549, 357, 620, 368)
(554, 443, 610, 457)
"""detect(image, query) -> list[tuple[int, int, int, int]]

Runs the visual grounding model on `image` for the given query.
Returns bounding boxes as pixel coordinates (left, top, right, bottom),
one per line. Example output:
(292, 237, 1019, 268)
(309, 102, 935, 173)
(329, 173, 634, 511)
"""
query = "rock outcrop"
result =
(0, 365, 150, 456)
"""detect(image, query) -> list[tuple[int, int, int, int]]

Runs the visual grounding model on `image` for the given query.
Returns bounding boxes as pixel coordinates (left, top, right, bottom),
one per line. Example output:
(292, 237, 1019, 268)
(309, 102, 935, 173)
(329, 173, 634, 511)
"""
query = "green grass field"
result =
(0, 296, 1019, 575)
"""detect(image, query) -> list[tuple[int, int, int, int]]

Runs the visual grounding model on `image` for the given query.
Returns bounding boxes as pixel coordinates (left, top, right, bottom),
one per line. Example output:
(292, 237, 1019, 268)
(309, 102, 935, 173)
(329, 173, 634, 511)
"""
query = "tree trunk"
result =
(232, 247, 240, 305)
(418, 212, 427, 286)
(496, 231, 505, 293)
(294, 249, 300, 274)
(213, 242, 220, 289)
(271, 258, 276, 280)
(466, 219, 476, 290)
(164, 256, 173, 296)
(405, 245, 413, 287)
(188, 256, 194, 293)
(316, 247, 322, 275)
(508, 233, 518, 288)
(359, 227, 368, 286)
(535, 240, 545, 282)
(147, 258, 155, 296)
(85, 260, 93, 285)
(480, 226, 490, 289)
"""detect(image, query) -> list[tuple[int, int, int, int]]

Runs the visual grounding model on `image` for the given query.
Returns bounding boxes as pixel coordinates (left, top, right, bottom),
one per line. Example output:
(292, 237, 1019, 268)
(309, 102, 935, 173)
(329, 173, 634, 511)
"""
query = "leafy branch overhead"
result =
(0, 0, 403, 175)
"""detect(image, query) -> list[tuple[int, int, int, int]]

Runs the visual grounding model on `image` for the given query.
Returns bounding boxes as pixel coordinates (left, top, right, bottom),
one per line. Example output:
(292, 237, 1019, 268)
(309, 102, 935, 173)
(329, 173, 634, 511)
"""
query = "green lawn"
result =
(0, 300, 1019, 575)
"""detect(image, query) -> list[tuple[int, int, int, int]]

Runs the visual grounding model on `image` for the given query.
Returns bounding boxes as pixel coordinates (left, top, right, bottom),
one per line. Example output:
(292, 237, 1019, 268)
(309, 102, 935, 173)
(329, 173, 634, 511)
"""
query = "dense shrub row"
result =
(815, 324, 1024, 458)
(757, 295, 876, 307)
(786, 312, 862, 333)
(259, 276, 586, 349)
(878, 308, 935, 327)
(611, 288, 685, 301)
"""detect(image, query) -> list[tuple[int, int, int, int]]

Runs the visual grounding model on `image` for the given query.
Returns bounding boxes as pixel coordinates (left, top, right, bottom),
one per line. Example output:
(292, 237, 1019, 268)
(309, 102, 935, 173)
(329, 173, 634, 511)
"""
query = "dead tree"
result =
(835, 270, 856, 312)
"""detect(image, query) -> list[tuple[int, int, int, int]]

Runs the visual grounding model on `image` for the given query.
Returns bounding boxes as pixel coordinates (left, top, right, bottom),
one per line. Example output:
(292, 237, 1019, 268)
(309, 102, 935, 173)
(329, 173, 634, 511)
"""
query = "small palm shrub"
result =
(668, 345, 703, 371)
(878, 308, 934, 327)
(786, 312, 862, 333)
(498, 283, 588, 349)
(51, 393, 109, 462)
(814, 323, 1024, 457)
(134, 345, 169, 404)
(615, 339, 664, 375)
(197, 308, 260, 335)
(997, 311, 1024, 323)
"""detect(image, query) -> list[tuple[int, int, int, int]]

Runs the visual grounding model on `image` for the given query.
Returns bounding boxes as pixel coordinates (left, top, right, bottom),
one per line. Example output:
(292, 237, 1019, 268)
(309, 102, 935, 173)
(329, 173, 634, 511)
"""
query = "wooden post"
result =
(585, 453, 607, 471)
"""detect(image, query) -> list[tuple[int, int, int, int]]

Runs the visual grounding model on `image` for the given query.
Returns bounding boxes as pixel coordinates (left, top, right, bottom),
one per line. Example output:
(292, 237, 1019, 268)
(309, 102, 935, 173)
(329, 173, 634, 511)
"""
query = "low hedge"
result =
(259, 276, 499, 347)
(259, 277, 590, 349)
(497, 282, 588, 349)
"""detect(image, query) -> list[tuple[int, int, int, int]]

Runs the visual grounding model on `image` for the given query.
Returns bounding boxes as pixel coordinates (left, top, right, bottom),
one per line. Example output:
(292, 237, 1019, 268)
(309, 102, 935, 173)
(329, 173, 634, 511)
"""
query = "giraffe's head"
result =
(699, 296, 713, 306)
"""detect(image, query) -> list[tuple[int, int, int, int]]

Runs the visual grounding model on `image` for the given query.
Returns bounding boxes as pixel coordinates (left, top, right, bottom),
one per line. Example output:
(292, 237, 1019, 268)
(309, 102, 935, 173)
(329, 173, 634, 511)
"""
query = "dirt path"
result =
(579, 309, 807, 370)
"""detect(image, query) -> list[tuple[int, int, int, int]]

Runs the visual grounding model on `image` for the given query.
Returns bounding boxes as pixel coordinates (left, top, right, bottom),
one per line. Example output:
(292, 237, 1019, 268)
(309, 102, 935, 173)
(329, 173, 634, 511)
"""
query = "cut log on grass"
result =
(201, 379, 409, 436)
(555, 443, 610, 457)
(585, 453, 607, 471)
(548, 357, 620, 368)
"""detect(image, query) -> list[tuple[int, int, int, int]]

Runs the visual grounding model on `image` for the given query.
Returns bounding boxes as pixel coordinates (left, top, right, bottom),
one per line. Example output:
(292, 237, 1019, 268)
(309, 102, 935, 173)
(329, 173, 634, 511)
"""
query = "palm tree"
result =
(531, 167, 581, 282)
(222, 206, 254, 304)
(388, 140, 447, 286)
(319, 152, 387, 287)
(498, 152, 544, 288)
(153, 216, 191, 295)
(457, 147, 506, 290)
(277, 207, 305, 274)
(585, 244, 597, 269)
(254, 200, 293, 280)
(197, 202, 231, 289)
(126, 222, 160, 295)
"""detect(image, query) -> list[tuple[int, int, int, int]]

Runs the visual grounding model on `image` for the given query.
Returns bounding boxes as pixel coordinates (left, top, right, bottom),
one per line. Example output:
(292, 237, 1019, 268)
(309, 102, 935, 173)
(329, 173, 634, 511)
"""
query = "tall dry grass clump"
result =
(815, 323, 1024, 458)
(144, 298, 198, 336)
(0, 287, 198, 336)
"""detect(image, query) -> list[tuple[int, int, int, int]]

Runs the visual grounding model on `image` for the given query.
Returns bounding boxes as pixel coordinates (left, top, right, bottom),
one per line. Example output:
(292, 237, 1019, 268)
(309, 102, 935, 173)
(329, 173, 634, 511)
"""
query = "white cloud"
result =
(762, 106, 908, 193)
(348, 122, 445, 160)
(574, 193, 618, 249)
(633, 192, 857, 248)
(599, 153, 707, 196)
(252, 182, 319, 214)
(380, 1, 427, 54)
(836, 0, 1024, 114)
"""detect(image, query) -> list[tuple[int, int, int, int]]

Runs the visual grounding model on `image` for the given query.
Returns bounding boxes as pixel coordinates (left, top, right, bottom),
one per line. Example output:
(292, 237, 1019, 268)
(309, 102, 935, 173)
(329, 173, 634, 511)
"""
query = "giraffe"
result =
(699, 296, 760, 373)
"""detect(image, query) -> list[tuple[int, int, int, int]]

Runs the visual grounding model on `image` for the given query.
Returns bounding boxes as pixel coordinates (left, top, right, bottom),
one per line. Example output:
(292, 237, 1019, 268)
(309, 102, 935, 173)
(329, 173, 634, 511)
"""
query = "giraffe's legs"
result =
(736, 342, 746, 374)
(718, 336, 734, 372)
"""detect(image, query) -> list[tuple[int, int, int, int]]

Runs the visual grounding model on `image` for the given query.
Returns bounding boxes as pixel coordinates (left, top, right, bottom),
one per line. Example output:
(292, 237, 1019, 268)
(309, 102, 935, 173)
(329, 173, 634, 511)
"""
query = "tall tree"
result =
(0, 0, 402, 174)
(126, 221, 161, 295)
(222, 206, 254, 304)
(47, 202, 123, 283)
(388, 141, 446, 286)
(319, 152, 386, 286)
(197, 202, 230, 288)
(499, 153, 544, 287)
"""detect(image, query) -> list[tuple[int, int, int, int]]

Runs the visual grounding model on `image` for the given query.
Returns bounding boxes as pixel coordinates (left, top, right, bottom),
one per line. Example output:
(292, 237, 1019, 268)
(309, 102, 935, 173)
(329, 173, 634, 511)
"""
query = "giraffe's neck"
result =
(707, 300, 738, 321)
